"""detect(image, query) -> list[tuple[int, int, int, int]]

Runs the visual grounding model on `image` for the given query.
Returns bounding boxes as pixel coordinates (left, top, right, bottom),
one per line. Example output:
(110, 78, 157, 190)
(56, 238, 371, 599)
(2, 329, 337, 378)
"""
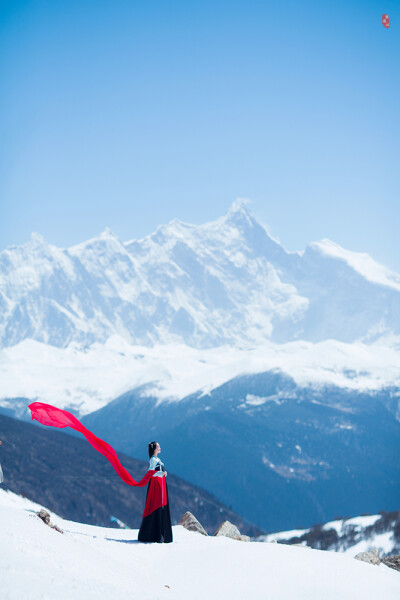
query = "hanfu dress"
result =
(138, 456, 173, 543)
(0, 442, 3, 483)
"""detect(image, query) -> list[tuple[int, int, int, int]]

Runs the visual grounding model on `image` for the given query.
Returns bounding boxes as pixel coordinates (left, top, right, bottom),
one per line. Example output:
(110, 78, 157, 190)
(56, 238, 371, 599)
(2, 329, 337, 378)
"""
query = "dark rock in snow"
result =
(38, 509, 50, 525)
(37, 508, 63, 533)
(382, 555, 400, 572)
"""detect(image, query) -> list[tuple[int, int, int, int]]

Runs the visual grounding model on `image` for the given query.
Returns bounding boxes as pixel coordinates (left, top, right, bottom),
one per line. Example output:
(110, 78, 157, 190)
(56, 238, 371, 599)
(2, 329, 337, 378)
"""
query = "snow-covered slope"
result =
(1, 200, 399, 350)
(1, 489, 399, 600)
(309, 239, 400, 292)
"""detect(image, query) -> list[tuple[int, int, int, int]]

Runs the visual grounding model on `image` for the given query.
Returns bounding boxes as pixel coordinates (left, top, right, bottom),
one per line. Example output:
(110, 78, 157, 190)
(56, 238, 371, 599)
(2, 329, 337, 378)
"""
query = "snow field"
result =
(1, 334, 399, 415)
(1, 490, 399, 600)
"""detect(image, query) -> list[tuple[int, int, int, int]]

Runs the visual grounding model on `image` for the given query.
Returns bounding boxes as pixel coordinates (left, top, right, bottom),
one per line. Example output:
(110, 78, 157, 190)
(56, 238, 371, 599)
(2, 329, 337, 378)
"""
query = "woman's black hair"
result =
(148, 441, 158, 459)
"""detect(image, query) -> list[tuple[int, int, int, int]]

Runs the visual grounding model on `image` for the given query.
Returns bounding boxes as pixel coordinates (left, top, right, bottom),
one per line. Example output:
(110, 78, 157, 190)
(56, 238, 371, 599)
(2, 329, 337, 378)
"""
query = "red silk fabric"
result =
(28, 402, 155, 487)
(142, 475, 168, 517)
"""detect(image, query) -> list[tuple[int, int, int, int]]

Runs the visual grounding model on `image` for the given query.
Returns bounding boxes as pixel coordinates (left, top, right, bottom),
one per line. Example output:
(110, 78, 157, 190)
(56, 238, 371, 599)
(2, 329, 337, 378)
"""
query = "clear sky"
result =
(1, 0, 399, 271)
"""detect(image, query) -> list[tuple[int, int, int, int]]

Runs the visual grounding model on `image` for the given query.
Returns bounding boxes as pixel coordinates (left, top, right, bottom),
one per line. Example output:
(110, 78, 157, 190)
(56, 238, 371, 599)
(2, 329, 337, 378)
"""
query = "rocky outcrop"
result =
(382, 555, 400, 572)
(214, 520, 250, 542)
(354, 548, 380, 565)
(37, 509, 63, 534)
(179, 511, 208, 536)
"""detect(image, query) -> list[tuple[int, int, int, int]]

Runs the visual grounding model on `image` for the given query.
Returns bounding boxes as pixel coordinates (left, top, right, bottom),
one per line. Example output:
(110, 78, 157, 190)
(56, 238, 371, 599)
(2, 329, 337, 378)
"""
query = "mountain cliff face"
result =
(1, 200, 399, 349)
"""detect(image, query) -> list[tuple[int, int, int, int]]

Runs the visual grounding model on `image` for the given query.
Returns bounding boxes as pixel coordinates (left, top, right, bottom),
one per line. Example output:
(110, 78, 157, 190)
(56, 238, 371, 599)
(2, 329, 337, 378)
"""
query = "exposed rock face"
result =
(37, 509, 63, 534)
(382, 555, 400, 572)
(215, 520, 241, 540)
(179, 511, 208, 536)
(214, 520, 250, 542)
(354, 548, 380, 565)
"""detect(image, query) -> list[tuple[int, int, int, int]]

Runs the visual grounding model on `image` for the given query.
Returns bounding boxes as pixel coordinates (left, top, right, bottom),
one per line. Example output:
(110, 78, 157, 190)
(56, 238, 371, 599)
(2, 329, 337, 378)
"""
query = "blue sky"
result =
(1, 0, 399, 271)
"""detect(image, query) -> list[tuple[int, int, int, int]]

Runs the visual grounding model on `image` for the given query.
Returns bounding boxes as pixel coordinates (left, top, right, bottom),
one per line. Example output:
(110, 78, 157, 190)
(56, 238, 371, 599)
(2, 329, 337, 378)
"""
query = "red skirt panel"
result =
(142, 475, 168, 517)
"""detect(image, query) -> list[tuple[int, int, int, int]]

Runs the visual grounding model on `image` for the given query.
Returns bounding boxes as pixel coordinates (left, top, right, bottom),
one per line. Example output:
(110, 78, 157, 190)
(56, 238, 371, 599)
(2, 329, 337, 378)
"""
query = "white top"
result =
(148, 455, 167, 477)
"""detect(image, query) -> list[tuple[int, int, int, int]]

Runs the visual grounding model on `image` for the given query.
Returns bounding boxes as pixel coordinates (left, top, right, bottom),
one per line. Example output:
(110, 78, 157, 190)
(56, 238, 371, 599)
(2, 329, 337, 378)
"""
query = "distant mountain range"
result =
(1, 200, 399, 349)
(258, 510, 400, 558)
(0, 413, 261, 536)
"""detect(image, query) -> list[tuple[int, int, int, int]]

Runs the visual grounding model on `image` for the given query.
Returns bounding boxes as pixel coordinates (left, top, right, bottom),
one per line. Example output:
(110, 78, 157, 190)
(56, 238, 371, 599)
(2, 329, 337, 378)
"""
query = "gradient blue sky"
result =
(1, 0, 399, 271)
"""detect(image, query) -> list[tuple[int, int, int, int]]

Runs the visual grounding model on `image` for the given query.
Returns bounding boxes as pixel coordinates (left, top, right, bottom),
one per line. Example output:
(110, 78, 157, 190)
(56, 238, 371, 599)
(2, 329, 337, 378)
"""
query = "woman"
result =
(138, 441, 173, 543)
(0, 440, 3, 484)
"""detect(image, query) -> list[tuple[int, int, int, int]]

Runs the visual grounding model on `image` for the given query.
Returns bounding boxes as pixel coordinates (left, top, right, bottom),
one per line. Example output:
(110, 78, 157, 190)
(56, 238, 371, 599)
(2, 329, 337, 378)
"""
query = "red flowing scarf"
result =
(28, 402, 155, 487)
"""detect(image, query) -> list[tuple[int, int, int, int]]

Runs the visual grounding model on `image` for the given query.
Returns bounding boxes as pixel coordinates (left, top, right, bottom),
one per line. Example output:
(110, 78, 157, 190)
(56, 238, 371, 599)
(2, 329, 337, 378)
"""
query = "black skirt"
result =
(138, 478, 173, 543)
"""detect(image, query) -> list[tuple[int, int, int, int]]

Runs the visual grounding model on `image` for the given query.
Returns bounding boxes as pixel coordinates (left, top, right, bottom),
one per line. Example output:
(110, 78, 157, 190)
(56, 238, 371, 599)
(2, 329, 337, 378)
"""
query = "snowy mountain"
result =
(1, 335, 399, 416)
(1, 203, 399, 537)
(1, 200, 399, 349)
(1, 489, 400, 600)
(258, 510, 400, 558)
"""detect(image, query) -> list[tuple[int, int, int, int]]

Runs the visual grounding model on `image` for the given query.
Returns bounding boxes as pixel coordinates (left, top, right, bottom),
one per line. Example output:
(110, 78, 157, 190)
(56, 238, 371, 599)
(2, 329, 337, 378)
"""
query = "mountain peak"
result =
(228, 198, 251, 213)
(226, 198, 253, 219)
(29, 232, 46, 246)
(223, 198, 258, 230)
(99, 227, 119, 240)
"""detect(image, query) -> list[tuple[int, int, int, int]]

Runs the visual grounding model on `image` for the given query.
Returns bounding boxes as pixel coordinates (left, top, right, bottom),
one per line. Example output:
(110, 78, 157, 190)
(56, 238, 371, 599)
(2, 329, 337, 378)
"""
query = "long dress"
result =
(138, 456, 173, 543)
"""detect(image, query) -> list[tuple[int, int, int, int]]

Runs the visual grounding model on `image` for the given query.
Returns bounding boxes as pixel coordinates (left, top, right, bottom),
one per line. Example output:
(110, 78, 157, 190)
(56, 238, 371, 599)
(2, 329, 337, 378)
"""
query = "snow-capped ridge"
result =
(259, 509, 400, 558)
(308, 238, 400, 292)
(68, 227, 125, 255)
(1, 335, 399, 415)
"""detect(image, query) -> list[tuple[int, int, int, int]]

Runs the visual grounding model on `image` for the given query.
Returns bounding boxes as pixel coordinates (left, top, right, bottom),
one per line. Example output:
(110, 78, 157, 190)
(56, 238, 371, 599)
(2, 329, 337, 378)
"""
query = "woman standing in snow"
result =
(0, 440, 3, 483)
(138, 441, 173, 543)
